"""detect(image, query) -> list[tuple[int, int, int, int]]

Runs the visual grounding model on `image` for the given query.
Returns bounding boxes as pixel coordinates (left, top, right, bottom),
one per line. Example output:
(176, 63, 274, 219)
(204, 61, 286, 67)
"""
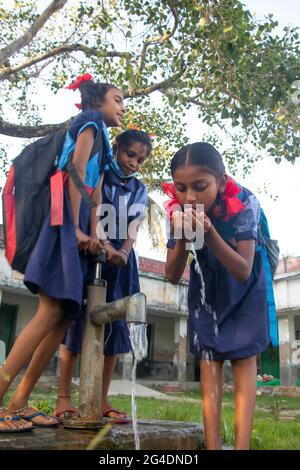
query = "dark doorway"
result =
(0, 303, 18, 355)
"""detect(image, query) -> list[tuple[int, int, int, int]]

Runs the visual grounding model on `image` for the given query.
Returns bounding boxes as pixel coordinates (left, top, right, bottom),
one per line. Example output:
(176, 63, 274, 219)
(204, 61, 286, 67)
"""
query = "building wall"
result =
(0, 289, 57, 374)
(277, 257, 300, 275)
(150, 315, 175, 362)
(274, 274, 300, 311)
(1, 290, 38, 337)
(273, 271, 300, 385)
(0, 249, 11, 279)
(139, 275, 188, 314)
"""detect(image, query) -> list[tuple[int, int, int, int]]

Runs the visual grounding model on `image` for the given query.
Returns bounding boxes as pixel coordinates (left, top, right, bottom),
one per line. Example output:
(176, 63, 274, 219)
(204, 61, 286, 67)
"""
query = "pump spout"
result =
(91, 293, 146, 325)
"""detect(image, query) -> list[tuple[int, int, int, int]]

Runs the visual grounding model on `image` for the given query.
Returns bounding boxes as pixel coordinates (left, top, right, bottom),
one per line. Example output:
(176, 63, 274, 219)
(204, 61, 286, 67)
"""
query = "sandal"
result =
(0, 411, 33, 433)
(14, 405, 59, 428)
(55, 408, 78, 423)
(102, 408, 132, 424)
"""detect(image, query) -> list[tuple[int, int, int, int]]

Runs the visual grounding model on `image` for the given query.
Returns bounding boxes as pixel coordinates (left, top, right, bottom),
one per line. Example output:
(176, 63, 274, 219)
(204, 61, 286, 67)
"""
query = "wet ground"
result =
(0, 419, 205, 450)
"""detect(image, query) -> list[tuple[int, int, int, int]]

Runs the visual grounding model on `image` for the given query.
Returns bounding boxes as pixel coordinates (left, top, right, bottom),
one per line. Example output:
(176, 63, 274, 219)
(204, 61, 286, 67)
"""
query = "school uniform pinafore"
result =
(63, 167, 148, 354)
(24, 110, 107, 320)
(168, 184, 274, 361)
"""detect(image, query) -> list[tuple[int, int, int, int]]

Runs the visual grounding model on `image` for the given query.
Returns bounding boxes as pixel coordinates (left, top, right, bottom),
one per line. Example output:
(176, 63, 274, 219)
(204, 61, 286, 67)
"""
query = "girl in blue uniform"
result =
(55, 130, 151, 422)
(0, 74, 125, 431)
(164, 142, 277, 450)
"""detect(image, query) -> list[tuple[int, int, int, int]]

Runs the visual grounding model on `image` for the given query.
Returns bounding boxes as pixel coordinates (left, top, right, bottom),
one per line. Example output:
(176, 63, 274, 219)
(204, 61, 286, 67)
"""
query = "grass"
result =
(4, 387, 300, 450)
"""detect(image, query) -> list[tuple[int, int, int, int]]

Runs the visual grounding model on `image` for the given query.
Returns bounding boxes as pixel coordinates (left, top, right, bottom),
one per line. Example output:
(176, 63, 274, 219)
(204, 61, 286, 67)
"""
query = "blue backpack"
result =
(257, 208, 280, 346)
(258, 209, 280, 279)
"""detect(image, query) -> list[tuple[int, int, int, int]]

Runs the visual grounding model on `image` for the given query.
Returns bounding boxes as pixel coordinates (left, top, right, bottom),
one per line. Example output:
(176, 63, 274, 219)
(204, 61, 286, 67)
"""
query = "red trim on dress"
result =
(50, 170, 93, 226)
(4, 166, 17, 264)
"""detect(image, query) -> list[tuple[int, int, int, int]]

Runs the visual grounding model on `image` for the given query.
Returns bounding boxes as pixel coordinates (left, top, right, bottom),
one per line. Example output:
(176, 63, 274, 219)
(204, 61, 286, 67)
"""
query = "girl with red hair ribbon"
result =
(0, 73, 126, 430)
(163, 142, 276, 450)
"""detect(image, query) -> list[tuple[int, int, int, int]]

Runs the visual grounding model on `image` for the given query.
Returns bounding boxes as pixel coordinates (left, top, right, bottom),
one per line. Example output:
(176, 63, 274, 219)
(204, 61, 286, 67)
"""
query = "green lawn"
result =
(4, 388, 300, 450)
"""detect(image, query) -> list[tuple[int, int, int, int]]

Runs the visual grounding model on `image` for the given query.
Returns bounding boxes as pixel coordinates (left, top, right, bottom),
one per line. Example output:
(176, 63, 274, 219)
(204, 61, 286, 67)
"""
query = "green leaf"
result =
(199, 17, 207, 28)
(0, 0, 299, 175)
(223, 25, 234, 33)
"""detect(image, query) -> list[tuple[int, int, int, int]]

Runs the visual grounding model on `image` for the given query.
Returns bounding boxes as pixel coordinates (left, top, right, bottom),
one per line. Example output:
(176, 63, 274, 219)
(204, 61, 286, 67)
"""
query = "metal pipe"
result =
(91, 293, 146, 325)
(63, 249, 147, 429)
(77, 284, 106, 423)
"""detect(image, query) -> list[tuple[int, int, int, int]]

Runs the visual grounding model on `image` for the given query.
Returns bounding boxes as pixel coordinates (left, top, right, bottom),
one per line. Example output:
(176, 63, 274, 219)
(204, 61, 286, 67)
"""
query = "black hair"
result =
(115, 129, 152, 156)
(78, 81, 120, 110)
(170, 142, 225, 178)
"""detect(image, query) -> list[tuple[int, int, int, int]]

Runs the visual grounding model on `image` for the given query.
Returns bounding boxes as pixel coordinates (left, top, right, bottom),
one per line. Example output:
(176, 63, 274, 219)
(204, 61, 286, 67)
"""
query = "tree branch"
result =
(0, 71, 183, 137)
(139, 1, 178, 74)
(0, 117, 71, 138)
(0, 0, 68, 67)
(124, 72, 181, 98)
(0, 45, 132, 81)
(179, 93, 207, 107)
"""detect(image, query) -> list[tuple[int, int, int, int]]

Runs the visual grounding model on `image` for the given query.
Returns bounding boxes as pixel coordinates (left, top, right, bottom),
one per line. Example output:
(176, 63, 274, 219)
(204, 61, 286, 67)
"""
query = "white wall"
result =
(140, 274, 188, 314)
(0, 249, 12, 279)
(274, 273, 300, 312)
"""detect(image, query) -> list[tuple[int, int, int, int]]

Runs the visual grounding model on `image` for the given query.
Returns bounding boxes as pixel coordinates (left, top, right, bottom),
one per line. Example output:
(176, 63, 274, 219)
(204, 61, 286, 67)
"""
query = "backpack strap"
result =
(65, 161, 96, 208)
(65, 128, 105, 209)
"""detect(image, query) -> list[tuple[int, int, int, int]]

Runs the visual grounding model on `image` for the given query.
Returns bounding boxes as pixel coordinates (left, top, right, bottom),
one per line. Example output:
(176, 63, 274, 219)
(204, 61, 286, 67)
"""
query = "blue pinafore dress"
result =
(168, 185, 277, 361)
(24, 110, 107, 320)
(63, 167, 148, 354)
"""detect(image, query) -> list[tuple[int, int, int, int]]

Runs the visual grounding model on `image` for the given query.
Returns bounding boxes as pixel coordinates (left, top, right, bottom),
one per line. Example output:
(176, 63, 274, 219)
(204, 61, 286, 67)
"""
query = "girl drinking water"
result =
(55, 129, 151, 423)
(164, 142, 275, 450)
(0, 74, 125, 431)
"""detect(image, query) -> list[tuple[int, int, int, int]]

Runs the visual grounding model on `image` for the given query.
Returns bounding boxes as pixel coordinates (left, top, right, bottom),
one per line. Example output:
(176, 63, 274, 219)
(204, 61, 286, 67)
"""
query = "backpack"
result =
(2, 126, 104, 274)
(258, 209, 280, 279)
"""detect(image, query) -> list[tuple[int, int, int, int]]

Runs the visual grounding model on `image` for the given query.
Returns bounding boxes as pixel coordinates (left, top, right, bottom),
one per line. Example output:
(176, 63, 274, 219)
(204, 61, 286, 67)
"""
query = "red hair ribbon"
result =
(162, 177, 245, 223)
(212, 176, 245, 221)
(66, 72, 93, 90)
(161, 182, 182, 220)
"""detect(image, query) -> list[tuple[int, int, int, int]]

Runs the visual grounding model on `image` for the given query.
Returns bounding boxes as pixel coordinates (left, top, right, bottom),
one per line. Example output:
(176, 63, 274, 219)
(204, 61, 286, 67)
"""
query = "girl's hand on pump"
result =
(75, 226, 91, 251)
(88, 236, 102, 256)
(104, 242, 128, 267)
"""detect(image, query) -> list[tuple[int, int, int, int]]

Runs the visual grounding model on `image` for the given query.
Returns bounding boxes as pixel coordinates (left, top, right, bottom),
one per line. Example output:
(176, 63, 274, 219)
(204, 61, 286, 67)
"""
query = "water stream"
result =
(191, 244, 219, 415)
(191, 244, 219, 339)
(128, 322, 148, 450)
